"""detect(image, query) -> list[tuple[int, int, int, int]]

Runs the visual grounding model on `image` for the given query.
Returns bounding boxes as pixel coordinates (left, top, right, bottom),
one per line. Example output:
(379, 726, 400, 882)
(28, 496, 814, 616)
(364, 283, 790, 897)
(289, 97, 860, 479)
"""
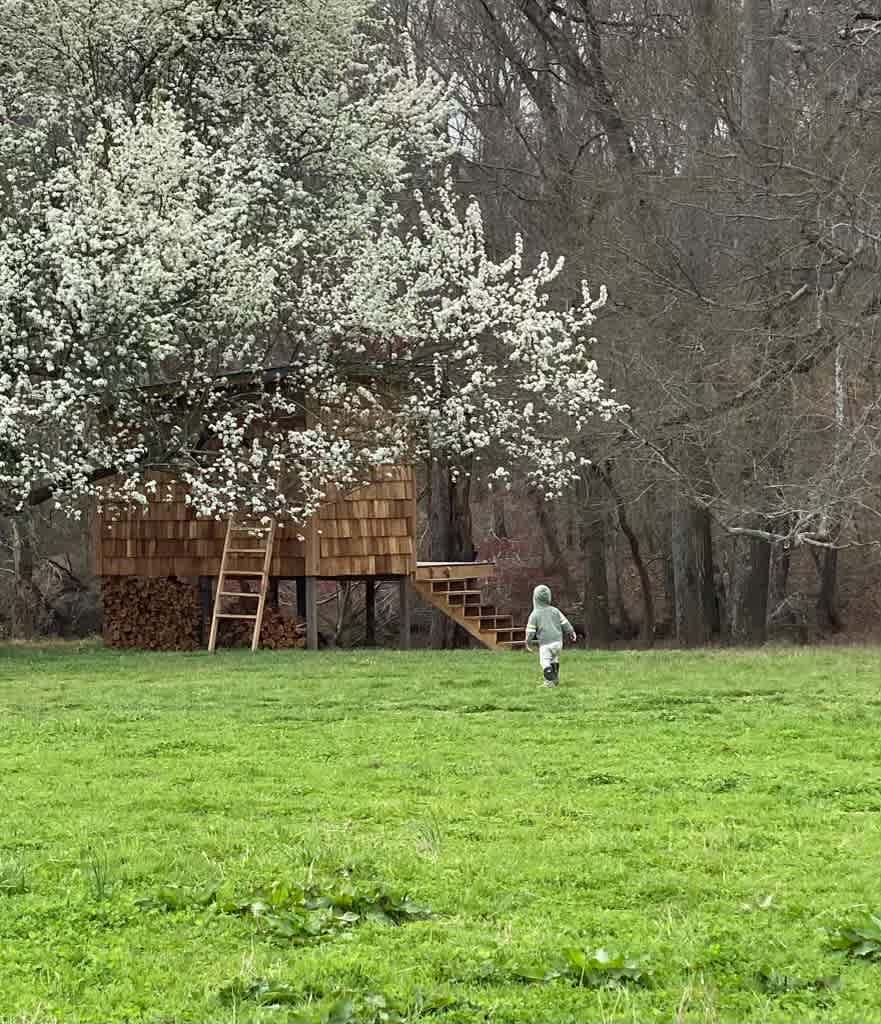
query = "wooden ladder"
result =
(207, 516, 277, 653)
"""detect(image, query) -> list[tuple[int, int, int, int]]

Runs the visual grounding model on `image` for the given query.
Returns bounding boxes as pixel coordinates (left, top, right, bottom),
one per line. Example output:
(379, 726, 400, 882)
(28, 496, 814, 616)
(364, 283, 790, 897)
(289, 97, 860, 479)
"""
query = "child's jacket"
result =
(525, 585, 575, 646)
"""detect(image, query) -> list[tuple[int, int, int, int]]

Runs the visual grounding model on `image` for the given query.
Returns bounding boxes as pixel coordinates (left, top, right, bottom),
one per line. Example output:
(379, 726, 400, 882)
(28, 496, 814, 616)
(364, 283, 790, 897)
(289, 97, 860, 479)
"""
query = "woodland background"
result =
(2, 0, 879, 648)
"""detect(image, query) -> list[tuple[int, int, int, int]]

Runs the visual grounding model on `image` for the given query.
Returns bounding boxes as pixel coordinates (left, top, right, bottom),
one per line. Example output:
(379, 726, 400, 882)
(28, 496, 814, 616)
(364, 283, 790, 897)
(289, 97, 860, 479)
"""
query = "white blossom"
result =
(0, 0, 622, 520)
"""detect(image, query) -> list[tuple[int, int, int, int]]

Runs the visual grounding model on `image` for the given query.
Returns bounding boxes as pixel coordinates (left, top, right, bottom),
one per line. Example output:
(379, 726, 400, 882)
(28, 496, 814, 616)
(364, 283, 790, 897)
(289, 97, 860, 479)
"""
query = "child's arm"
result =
(525, 611, 538, 651)
(559, 611, 577, 642)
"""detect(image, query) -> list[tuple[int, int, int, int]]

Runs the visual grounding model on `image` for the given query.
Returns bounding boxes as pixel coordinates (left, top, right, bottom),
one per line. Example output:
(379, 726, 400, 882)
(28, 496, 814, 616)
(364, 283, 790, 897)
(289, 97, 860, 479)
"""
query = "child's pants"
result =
(538, 641, 563, 672)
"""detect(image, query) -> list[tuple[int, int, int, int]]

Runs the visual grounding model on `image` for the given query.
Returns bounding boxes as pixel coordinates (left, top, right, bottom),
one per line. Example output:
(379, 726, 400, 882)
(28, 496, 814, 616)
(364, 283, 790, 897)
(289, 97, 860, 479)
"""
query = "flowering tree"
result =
(0, 0, 620, 523)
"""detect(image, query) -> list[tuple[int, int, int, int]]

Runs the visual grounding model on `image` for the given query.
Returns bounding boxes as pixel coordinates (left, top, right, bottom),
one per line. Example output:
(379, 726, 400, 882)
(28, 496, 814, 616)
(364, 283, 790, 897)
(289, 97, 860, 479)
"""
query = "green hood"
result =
(527, 584, 574, 646)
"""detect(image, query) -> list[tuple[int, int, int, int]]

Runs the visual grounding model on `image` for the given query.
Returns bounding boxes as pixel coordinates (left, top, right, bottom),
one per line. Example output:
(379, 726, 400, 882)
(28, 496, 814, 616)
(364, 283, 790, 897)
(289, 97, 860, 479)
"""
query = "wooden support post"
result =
(399, 576, 412, 650)
(365, 579, 376, 647)
(305, 576, 319, 650)
(296, 576, 306, 619)
(198, 576, 213, 646)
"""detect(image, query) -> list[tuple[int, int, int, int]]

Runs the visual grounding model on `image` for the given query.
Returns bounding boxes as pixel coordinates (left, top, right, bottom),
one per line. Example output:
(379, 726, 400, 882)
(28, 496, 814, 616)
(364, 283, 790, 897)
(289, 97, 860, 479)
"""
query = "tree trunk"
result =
(451, 471, 475, 563)
(727, 0, 773, 645)
(580, 470, 610, 647)
(491, 493, 509, 539)
(644, 491, 675, 631)
(768, 536, 792, 630)
(817, 336, 845, 633)
(429, 459, 454, 649)
(11, 516, 37, 640)
(608, 532, 633, 638)
(428, 459, 475, 648)
(671, 487, 716, 646)
(715, 561, 731, 641)
(601, 468, 655, 646)
(533, 491, 574, 599)
(816, 548, 842, 631)
(730, 526, 771, 645)
(742, 0, 772, 153)
(692, 0, 717, 142)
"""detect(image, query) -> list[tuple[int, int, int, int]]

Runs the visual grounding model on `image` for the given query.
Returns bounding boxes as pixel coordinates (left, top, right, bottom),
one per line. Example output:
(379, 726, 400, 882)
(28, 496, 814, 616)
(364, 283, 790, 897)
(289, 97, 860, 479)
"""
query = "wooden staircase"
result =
(207, 516, 277, 653)
(413, 562, 527, 652)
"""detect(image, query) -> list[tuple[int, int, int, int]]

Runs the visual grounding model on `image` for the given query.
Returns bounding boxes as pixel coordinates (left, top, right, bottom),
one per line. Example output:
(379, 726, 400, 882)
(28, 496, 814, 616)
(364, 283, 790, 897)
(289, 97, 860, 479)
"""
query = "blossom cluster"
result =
(0, 0, 621, 521)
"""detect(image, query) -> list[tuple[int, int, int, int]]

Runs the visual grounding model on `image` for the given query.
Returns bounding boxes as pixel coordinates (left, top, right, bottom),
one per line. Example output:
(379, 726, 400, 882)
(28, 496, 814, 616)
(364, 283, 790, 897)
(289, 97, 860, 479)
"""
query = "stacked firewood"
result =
(216, 606, 306, 650)
(102, 577, 201, 650)
(102, 576, 306, 651)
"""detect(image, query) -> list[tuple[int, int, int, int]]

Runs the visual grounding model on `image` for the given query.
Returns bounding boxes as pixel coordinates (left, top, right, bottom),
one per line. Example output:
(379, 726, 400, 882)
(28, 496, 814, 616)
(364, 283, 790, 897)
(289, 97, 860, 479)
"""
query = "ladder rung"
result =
(223, 570, 266, 576)
(215, 613, 259, 620)
(227, 548, 268, 554)
(230, 526, 272, 533)
(218, 591, 260, 599)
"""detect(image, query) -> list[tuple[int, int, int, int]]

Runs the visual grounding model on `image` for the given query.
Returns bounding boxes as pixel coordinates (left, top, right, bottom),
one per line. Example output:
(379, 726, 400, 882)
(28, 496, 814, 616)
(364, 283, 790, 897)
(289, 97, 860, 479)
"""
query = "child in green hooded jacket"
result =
(525, 584, 577, 686)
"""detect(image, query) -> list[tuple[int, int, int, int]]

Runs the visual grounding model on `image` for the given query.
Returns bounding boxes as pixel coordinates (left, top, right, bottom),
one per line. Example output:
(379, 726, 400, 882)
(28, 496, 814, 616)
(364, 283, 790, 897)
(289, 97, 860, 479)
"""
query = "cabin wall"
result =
(316, 465, 416, 577)
(94, 466, 416, 578)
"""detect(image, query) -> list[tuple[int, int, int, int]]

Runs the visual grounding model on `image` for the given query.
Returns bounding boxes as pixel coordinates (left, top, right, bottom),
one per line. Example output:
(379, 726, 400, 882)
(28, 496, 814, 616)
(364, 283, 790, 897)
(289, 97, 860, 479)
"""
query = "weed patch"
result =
(219, 980, 468, 1022)
(514, 947, 651, 988)
(0, 854, 29, 896)
(756, 969, 841, 995)
(829, 913, 881, 960)
(137, 878, 432, 944)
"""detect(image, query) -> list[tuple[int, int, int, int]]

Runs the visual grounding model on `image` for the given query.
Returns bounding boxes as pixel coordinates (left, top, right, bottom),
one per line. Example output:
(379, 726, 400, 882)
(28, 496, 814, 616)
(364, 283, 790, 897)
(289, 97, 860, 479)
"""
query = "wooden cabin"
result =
(94, 461, 526, 652)
(94, 465, 425, 649)
(91, 366, 527, 651)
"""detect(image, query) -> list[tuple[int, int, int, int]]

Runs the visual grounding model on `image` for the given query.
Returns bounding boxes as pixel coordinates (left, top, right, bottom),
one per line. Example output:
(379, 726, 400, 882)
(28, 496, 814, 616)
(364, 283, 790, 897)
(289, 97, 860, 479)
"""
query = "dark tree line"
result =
(392, 0, 881, 646)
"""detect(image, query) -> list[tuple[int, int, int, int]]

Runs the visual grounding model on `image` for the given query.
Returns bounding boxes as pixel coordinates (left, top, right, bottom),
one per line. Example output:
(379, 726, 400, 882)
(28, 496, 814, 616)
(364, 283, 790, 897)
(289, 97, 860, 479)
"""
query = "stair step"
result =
(479, 616, 513, 629)
(463, 604, 496, 618)
(432, 580, 480, 594)
(491, 628, 527, 641)
(451, 578, 481, 591)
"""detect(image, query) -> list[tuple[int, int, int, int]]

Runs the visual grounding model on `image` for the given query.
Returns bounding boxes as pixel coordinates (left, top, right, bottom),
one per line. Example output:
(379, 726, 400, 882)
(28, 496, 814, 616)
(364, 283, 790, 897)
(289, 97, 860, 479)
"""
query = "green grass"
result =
(0, 644, 879, 1023)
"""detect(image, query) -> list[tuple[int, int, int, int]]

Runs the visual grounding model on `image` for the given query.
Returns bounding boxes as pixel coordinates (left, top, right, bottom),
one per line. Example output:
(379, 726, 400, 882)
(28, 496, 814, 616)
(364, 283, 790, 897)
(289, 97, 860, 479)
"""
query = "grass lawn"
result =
(0, 645, 879, 1023)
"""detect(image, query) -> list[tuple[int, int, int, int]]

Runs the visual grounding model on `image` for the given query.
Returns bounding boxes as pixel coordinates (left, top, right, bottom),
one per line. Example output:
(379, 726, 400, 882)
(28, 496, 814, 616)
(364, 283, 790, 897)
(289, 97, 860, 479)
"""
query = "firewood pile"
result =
(101, 576, 201, 650)
(214, 605, 306, 650)
(101, 577, 306, 651)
